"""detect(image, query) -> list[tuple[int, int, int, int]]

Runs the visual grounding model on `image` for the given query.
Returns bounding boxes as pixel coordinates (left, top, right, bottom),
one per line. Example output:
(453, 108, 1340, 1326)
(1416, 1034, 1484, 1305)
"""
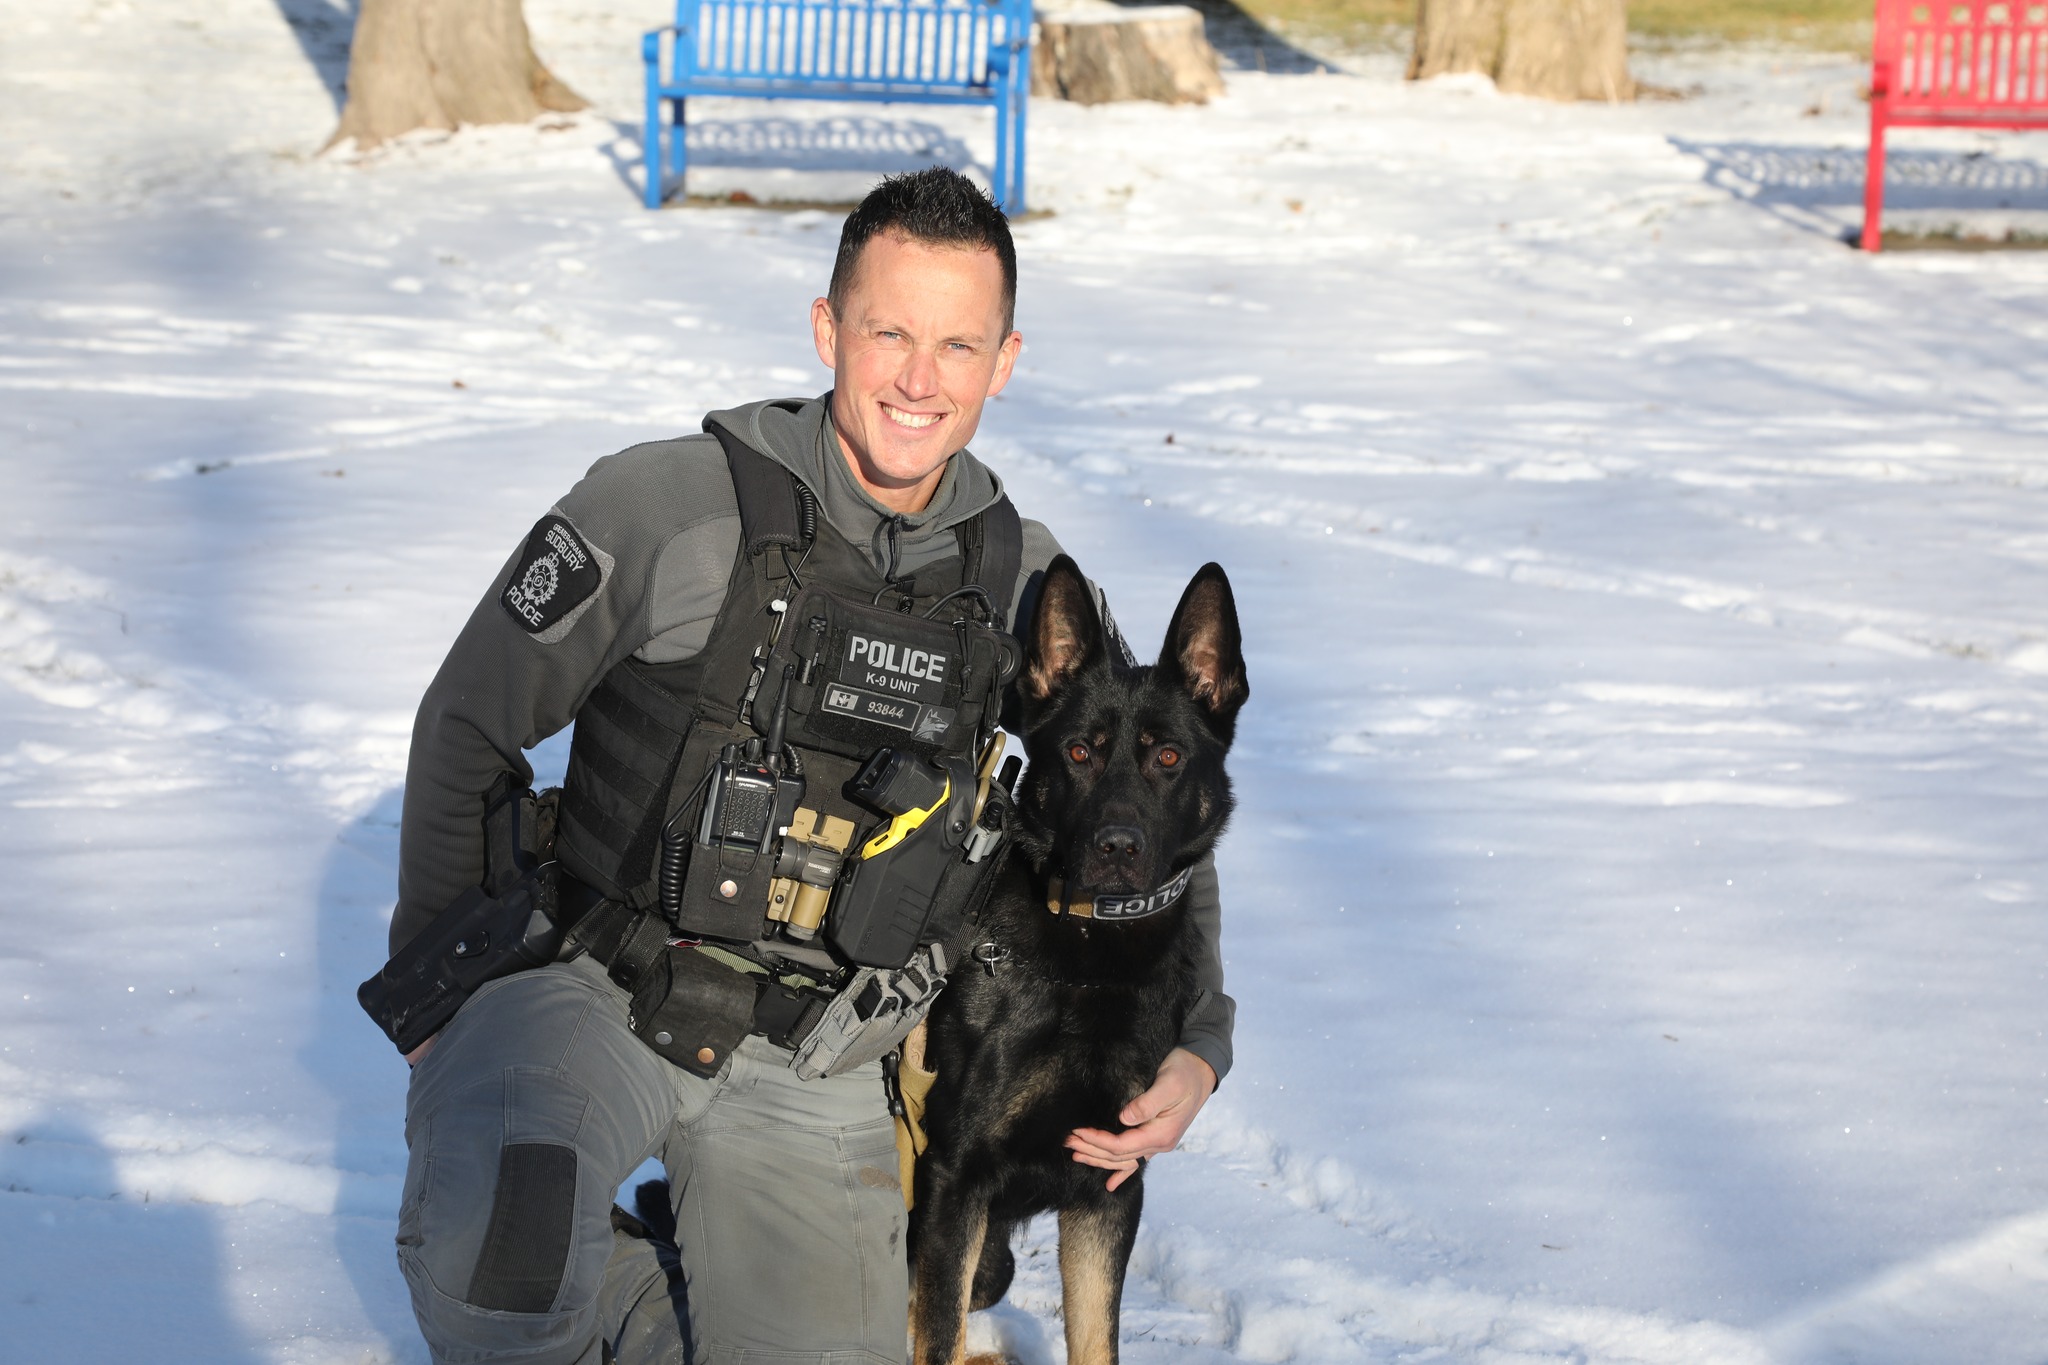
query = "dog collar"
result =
(1045, 866, 1194, 921)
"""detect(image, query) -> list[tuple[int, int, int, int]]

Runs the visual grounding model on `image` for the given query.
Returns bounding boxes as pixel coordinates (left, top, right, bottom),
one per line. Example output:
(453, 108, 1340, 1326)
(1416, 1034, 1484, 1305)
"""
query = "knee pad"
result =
(466, 1142, 580, 1313)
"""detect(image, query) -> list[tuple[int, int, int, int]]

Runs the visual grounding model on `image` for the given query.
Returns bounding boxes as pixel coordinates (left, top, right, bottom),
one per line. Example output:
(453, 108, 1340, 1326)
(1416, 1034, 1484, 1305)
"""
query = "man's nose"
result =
(897, 345, 940, 398)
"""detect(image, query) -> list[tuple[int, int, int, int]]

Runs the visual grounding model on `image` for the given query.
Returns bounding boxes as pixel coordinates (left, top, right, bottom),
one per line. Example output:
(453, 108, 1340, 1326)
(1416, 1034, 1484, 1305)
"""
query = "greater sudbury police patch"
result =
(502, 515, 601, 635)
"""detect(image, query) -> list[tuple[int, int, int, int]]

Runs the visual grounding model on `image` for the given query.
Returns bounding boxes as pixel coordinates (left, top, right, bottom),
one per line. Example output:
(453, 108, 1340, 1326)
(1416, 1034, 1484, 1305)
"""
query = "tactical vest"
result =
(553, 429, 1023, 969)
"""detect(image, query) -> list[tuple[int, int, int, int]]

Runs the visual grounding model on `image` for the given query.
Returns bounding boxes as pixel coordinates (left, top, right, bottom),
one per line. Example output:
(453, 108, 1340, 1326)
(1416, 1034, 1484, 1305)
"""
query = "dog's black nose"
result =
(1094, 825, 1145, 861)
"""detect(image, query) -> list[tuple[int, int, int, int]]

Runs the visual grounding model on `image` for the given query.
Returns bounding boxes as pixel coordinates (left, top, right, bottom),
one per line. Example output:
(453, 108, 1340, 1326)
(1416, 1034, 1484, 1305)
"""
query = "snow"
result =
(4, 1, 2048, 1361)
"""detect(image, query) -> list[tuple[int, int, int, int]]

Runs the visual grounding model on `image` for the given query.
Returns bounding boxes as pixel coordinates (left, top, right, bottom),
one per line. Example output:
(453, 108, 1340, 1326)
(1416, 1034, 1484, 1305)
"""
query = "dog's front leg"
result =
(1057, 1185, 1143, 1365)
(909, 1172, 989, 1365)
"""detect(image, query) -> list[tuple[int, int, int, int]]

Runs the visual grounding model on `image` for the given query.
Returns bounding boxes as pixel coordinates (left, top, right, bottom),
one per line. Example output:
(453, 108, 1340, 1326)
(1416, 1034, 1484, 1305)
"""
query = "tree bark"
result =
(329, 0, 585, 151)
(1408, 0, 1633, 102)
(1409, 0, 1503, 84)
(1033, 6, 1225, 105)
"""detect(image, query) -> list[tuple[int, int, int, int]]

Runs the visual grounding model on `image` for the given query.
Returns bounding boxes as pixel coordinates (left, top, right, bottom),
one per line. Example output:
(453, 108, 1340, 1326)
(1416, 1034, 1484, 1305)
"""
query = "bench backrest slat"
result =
(679, 0, 1020, 89)
(1877, 0, 2048, 109)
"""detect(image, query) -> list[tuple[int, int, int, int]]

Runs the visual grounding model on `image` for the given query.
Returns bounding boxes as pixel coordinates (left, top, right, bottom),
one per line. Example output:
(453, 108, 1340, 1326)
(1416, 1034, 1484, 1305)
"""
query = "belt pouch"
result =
(667, 727, 779, 942)
(789, 946, 948, 1081)
(627, 947, 759, 1078)
(674, 832, 778, 943)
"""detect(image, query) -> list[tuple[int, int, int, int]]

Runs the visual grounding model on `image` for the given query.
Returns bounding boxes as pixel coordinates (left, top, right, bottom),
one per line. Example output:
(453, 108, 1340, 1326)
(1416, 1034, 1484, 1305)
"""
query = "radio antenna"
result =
(763, 663, 796, 772)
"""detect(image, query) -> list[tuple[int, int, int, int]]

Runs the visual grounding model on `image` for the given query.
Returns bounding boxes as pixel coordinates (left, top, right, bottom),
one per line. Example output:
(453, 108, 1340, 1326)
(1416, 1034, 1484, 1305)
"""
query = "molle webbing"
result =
(555, 660, 695, 905)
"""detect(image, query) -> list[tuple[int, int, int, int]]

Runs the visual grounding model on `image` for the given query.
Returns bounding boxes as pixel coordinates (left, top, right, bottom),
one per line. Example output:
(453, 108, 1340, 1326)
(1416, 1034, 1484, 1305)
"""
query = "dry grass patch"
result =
(1629, 0, 1871, 52)
(1229, 0, 1875, 56)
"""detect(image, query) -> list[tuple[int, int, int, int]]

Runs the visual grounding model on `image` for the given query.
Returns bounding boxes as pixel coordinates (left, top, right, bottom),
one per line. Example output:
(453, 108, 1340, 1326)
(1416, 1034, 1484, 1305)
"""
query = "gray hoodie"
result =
(395, 396, 1234, 1078)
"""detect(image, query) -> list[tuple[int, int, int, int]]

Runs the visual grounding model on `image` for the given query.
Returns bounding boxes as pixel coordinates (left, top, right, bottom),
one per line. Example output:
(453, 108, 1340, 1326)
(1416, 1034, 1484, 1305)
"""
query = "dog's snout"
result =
(1094, 825, 1146, 861)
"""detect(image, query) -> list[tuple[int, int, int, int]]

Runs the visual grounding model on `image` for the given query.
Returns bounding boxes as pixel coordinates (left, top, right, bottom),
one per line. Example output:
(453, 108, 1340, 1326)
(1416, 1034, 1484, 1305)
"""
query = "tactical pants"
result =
(396, 954, 910, 1365)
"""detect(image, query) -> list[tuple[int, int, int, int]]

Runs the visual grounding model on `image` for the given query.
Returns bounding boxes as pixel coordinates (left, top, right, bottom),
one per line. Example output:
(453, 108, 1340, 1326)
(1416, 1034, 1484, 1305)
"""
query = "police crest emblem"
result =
(501, 514, 603, 637)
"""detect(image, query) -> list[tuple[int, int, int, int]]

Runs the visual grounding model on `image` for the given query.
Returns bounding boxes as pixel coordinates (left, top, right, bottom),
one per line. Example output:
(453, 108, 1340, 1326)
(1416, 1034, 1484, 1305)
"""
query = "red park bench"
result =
(1863, 0, 2048, 249)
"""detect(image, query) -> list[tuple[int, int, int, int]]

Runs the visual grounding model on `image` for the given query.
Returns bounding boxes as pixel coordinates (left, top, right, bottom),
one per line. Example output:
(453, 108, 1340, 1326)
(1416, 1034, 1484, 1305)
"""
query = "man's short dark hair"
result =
(828, 169, 1018, 333)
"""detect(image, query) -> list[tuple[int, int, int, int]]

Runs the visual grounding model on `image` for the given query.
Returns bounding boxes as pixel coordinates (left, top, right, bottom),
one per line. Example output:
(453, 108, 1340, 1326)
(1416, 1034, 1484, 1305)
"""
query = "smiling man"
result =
(388, 170, 1234, 1365)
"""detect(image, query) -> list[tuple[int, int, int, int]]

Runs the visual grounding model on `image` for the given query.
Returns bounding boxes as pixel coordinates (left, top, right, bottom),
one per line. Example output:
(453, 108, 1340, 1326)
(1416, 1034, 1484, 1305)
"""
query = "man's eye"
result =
(1156, 747, 1181, 769)
(1068, 743, 1091, 764)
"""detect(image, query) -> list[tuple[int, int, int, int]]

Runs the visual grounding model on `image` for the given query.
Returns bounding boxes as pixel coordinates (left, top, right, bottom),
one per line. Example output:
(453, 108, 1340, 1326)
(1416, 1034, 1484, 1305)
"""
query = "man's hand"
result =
(1064, 1047, 1217, 1191)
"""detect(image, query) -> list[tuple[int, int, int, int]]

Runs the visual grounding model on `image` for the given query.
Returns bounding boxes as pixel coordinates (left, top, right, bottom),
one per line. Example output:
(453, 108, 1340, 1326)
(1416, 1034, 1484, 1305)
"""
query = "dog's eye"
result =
(1156, 747, 1181, 769)
(1068, 743, 1091, 764)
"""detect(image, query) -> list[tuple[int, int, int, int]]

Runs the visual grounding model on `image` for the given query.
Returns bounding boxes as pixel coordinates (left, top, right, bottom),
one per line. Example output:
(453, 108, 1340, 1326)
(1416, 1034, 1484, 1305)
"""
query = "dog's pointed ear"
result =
(1159, 563, 1248, 730)
(1024, 555, 1106, 701)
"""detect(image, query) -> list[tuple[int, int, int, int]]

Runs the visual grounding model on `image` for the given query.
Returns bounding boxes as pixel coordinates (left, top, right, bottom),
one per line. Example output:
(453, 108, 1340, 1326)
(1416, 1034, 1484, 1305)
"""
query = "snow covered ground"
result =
(4, 1, 2048, 1361)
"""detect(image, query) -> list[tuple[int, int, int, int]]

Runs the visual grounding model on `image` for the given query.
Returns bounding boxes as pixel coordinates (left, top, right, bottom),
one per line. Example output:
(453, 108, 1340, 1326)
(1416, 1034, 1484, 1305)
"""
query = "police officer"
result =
(391, 169, 1235, 1364)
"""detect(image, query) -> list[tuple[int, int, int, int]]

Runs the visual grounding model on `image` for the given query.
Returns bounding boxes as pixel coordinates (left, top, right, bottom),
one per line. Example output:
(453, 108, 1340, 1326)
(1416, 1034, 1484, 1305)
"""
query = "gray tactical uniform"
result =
(393, 395, 1235, 1364)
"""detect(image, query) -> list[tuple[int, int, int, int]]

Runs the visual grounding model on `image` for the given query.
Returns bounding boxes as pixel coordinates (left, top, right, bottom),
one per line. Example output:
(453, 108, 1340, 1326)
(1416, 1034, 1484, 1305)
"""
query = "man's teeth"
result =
(885, 406, 941, 429)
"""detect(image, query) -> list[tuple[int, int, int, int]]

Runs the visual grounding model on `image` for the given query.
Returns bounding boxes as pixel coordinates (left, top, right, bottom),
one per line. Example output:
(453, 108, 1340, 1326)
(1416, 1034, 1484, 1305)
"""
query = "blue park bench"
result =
(643, 0, 1034, 214)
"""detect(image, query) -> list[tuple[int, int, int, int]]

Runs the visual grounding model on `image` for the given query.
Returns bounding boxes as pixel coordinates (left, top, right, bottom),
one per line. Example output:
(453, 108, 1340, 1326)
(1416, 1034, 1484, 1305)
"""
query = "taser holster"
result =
(357, 775, 565, 1056)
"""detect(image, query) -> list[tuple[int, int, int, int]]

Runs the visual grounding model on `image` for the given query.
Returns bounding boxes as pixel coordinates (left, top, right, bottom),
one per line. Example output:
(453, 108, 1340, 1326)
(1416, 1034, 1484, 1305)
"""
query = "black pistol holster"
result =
(358, 774, 565, 1056)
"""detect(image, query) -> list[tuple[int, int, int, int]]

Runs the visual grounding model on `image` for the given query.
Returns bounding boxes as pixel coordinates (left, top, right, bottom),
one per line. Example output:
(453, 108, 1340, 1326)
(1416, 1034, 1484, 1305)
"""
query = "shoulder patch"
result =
(501, 515, 603, 637)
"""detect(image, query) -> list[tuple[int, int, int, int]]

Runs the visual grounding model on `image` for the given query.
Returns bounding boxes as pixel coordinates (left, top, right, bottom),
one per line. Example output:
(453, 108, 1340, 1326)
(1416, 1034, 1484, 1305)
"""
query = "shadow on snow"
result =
(0, 1117, 265, 1362)
(1673, 137, 2048, 238)
(269, 0, 358, 112)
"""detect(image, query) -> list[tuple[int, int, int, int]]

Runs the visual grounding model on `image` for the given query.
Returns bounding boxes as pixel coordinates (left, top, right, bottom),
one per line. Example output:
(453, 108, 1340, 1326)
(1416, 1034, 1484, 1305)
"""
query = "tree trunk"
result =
(1409, 0, 1504, 84)
(329, 0, 585, 151)
(1033, 6, 1225, 105)
(1408, 0, 1633, 102)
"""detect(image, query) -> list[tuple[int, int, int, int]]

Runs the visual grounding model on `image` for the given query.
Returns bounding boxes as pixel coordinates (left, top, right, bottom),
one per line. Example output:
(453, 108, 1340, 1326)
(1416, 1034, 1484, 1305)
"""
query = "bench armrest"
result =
(986, 33, 1027, 76)
(644, 24, 682, 67)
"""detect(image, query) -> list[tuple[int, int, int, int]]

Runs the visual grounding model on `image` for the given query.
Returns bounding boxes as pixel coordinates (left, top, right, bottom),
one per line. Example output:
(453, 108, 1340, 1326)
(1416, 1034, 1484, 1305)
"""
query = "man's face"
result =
(812, 232, 1022, 513)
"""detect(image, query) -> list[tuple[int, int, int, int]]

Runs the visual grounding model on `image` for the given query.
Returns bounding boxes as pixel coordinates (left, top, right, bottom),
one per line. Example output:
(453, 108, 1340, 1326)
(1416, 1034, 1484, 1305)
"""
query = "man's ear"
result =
(1024, 555, 1105, 701)
(810, 297, 838, 372)
(986, 329, 1023, 399)
(1158, 563, 1249, 733)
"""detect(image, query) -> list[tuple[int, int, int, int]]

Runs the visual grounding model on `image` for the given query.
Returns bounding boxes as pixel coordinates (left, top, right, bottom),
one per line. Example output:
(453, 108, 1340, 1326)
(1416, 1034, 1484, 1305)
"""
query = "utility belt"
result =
(359, 741, 1016, 1080)
(561, 875, 953, 1080)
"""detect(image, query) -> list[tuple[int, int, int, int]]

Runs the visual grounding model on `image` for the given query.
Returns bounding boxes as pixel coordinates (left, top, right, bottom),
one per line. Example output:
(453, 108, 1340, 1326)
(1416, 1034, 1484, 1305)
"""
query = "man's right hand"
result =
(406, 1034, 439, 1068)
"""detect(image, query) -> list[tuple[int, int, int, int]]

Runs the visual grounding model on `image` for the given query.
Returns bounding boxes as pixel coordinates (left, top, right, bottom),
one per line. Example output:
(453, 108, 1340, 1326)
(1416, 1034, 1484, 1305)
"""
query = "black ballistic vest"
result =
(554, 435, 1022, 953)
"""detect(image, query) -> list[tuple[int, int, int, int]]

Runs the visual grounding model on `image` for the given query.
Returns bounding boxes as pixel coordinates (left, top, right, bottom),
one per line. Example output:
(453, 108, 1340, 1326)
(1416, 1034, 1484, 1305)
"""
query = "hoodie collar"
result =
(704, 394, 1005, 559)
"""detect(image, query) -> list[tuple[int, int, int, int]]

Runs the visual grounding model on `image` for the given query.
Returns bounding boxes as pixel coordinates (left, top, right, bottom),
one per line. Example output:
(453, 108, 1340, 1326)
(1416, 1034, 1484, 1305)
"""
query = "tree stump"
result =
(1032, 6, 1225, 106)
(329, 0, 585, 152)
(1409, 0, 1634, 103)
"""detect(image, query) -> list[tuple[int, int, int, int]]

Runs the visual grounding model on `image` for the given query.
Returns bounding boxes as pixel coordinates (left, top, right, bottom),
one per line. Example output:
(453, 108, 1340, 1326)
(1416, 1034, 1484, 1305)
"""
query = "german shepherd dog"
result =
(909, 554, 1248, 1365)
